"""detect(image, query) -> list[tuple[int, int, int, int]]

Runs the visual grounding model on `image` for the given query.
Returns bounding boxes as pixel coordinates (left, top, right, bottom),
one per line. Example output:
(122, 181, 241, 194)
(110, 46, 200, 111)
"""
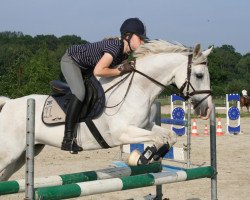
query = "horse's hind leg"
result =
(0, 156, 25, 181)
(0, 144, 45, 181)
(0, 152, 21, 181)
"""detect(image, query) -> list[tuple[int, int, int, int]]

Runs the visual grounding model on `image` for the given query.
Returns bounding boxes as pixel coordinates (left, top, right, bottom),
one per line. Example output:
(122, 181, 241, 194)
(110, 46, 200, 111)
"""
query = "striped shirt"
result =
(68, 39, 127, 73)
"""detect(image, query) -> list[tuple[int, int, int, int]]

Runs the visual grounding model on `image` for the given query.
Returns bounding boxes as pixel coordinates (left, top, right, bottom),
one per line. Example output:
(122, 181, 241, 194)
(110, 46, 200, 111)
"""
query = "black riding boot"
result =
(61, 95, 83, 154)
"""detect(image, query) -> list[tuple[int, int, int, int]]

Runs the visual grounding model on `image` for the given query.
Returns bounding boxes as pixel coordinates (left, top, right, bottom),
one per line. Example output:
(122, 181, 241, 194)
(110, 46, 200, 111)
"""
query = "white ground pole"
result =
(25, 98, 35, 200)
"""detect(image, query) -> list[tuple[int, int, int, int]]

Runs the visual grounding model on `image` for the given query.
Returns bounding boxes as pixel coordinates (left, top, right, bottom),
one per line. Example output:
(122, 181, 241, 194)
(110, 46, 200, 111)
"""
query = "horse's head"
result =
(175, 44, 213, 119)
(133, 40, 213, 119)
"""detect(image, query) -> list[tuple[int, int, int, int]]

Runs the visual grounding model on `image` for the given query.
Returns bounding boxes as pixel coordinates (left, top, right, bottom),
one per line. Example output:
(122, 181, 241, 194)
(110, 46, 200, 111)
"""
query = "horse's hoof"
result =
(128, 149, 141, 166)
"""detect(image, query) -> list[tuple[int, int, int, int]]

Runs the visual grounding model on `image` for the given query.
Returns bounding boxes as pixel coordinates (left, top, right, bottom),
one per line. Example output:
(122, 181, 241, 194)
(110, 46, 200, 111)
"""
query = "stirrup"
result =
(61, 138, 83, 154)
(70, 138, 83, 154)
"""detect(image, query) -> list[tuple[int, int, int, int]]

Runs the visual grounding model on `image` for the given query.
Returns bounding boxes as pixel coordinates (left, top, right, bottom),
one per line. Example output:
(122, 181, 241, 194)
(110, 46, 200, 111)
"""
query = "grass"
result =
(239, 112, 250, 118)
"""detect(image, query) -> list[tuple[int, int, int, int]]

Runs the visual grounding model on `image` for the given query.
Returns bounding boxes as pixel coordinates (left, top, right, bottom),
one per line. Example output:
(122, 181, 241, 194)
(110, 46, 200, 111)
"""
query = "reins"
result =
(104, 71, 135, 108)
(133, 68, 168, 89)
(104, 53, 212, 109)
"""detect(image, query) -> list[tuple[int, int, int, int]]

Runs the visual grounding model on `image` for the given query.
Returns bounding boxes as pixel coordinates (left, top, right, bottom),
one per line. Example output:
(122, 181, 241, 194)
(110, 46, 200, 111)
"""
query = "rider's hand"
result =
(118, 60, 135, 76)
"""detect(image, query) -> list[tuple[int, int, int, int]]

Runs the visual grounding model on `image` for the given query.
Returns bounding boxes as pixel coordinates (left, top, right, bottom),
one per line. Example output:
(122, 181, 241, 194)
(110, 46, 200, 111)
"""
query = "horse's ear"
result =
(202, 46, 213, 57)
(193, 44, 201, 57)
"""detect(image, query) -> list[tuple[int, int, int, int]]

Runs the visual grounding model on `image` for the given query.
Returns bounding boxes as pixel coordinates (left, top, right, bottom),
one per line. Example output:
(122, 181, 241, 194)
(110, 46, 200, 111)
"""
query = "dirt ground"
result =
(1, 107, 250, 200)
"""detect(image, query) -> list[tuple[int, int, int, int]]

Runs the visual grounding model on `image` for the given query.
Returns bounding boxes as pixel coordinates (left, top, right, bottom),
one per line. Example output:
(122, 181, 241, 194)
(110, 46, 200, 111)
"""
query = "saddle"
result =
(42, 75, 105, 126)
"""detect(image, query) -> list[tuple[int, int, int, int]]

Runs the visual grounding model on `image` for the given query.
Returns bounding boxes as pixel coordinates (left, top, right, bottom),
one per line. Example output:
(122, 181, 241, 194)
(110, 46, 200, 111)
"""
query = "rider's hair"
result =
(102, 36, 120, 41)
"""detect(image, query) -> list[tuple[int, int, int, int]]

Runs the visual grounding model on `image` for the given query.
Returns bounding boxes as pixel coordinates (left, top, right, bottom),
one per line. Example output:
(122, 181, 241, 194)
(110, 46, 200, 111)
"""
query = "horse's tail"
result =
(0, 96, 10, 111)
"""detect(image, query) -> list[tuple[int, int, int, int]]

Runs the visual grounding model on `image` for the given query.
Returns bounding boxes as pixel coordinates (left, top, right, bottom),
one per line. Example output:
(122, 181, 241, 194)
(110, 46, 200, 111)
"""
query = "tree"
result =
(0, 44, 32, 97)
(0, 32, 87, 97)
(236, 53, 250, 92)
(208, 45, 243, 96)
(20, 45, 60, 95)
(0, 31, 249, 98)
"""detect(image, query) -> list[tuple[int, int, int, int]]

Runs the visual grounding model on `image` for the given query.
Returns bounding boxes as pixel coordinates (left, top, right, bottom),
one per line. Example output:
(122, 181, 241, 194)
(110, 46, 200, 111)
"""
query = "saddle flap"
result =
(42, 95, 66, 125)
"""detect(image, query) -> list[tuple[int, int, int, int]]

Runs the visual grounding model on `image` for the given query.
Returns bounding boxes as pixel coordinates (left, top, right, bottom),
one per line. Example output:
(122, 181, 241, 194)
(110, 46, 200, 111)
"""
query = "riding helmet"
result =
(120, 18, 148, 41)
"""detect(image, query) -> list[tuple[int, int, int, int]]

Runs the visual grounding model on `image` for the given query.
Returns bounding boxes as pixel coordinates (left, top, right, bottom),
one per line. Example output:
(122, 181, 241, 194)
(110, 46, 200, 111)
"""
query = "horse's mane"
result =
(134, 40, 191, 58)
(134, 39, 208, 65)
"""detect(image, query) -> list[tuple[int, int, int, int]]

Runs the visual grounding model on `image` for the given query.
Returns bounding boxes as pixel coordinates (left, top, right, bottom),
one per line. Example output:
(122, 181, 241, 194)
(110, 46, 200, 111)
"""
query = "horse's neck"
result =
(100, 53, 186, 105)
(134, 54, 186, 102)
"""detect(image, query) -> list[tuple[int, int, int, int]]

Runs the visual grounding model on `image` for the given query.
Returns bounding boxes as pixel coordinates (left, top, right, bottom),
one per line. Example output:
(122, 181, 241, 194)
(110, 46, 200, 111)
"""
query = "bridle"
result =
(104, 53, 212, 109)
(177, 54, 212, 108)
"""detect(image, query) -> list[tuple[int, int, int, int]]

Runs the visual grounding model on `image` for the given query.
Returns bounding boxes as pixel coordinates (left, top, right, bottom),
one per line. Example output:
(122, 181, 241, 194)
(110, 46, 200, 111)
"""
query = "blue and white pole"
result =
(226, 94, 241, 134)
(170, 94, 186, 136)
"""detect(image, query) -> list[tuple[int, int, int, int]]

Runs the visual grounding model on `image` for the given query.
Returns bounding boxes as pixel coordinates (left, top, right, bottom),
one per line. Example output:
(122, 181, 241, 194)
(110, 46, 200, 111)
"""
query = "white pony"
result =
(0, 40, 213, 180)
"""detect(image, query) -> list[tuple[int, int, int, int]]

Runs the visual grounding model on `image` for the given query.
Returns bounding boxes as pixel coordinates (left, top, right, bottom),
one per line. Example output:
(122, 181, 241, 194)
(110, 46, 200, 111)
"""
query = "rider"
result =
(60, 18, 148, 153)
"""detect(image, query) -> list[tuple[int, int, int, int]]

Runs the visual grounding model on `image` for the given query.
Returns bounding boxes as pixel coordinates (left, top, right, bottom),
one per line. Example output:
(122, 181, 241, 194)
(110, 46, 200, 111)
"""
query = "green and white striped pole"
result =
(35, 166, 214, 200)
(0, 162, 161, 196)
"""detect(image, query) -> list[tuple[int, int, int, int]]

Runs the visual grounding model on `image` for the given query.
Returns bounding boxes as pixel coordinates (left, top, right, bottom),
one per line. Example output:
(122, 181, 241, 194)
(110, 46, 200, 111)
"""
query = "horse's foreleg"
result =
(118, 124, 177, 166)
(118, 125, 170, 147)
(146, 123, 177, 161)
(138, 123, 177, 164)
(146, 123, 177, 147)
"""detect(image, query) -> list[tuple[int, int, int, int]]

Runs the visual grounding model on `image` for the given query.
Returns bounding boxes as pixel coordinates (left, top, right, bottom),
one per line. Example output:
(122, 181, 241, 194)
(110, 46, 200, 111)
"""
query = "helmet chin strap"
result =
(123, 34, 133, 53)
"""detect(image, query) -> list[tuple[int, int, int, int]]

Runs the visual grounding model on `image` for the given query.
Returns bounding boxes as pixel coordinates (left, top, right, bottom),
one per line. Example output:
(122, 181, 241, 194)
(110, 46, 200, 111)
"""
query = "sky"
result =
(0, 0, 250, 54)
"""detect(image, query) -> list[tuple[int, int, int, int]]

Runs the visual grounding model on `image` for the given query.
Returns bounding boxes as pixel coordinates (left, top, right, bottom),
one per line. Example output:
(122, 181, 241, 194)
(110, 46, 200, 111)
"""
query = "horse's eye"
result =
(196, 73, 203, 79)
